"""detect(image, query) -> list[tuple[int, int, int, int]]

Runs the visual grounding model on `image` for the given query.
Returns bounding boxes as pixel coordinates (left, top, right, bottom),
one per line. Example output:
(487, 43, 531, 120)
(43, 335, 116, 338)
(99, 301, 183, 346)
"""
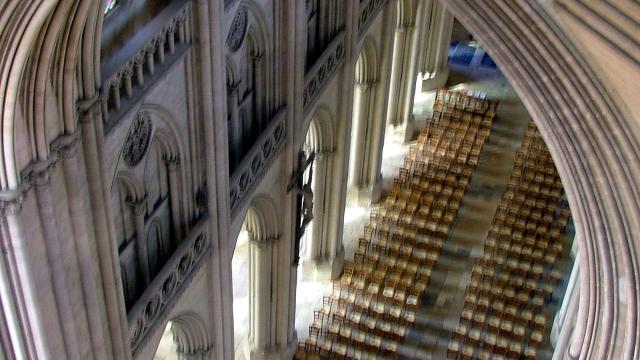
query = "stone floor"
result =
(233, 231, 250, 359)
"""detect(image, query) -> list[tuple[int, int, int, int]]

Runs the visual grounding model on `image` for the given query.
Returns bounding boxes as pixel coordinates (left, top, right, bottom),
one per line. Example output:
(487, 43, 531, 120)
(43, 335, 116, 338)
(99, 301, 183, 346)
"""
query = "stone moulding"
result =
(358, 0, 387, 36)
(303, 31, 346, 114)
(100, 0, 193, 133)
(229, 108, 287, 216)
(127, 217, 211, 357)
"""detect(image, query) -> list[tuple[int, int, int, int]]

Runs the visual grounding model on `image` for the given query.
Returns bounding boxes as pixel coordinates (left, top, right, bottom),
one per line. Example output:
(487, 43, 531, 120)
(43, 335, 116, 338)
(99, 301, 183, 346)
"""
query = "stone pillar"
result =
(419, 0, 453, 91)
(79, 94, 131, 358)
(552, 258, 580, 360)
(59, 135, 114, 360)
(166, 157, 183, 244)
(348, 81, 373, 188)
(304, 151, 344, 279)
(246, 236, 276, 359)
(253, 54, 266, 131)
(227, 82, 242, 167)
(32, 162, 83, 359)
(0, 191, 68, 358)
(129, 198, 150, 286)
(387, 25, 412, 129)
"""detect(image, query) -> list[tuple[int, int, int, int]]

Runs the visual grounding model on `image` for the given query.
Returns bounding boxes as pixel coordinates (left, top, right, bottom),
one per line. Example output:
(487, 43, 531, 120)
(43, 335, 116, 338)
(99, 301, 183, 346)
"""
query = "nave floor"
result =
(295, 67, 573, 359)
(229, 67, 573, 359)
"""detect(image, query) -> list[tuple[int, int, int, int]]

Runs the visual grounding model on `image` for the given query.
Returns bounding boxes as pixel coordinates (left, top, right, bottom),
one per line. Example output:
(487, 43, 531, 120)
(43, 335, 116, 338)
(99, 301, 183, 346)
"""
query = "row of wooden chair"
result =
(297, 91, 499, 360)
(447, 122, 571, 360)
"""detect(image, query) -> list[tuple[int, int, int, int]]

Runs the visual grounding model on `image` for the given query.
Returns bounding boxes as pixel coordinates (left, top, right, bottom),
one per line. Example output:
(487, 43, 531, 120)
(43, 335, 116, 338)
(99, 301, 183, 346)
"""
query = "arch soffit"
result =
(244, 195, 280, 243)
(305, 106, 336, 154)
(168, 312, 213, 355)
(0, 0, 99, 190)
(139, 104, 183, 162)
(242, 0, 270, 57)
(445, 1, 640, 359)
(113, 170, 145, 202)
(355, 37, 379, 84)
(396, 0, 417, 28)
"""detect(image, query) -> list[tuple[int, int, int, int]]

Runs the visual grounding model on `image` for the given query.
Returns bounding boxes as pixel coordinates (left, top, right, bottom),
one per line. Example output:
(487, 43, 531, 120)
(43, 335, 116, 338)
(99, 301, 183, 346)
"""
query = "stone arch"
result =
(138, 104, 186, 162)
(0, 1, 98, 189)
(242, 0, 270, 57)
(355, 38, 379, 84)
(113, 170, 145, 202)
(169, 312, 213, 356)
(244, 195, 280, 243)
(442, 2, 640, 359)
(226, 57, 239, 86)
(305, 107, 336, 154)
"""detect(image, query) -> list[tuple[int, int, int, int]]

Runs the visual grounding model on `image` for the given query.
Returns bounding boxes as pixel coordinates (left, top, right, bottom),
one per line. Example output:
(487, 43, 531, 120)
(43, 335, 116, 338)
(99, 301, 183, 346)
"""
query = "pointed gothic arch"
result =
(244, 195, 280, 243)
(168, 312, 213, 357)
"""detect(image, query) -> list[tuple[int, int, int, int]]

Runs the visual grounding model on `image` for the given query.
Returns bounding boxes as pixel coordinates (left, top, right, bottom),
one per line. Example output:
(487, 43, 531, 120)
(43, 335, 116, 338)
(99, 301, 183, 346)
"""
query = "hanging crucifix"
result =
(287, 150, 315, 266)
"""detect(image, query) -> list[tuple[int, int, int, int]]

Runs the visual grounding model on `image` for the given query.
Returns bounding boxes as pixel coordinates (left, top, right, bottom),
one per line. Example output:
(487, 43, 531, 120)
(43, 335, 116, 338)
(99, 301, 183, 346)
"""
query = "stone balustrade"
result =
(101, 0, 193, 132)
(303, 31, 346, 114)
(358, 0, 387, 36)
(229, 108, 287, 216)
(127, 217, 211, 357)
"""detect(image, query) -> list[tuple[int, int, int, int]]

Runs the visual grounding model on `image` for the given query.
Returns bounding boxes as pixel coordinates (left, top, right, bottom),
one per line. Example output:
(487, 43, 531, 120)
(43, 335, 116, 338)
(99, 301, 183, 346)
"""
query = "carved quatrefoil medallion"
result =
(123, 111, 153, 167)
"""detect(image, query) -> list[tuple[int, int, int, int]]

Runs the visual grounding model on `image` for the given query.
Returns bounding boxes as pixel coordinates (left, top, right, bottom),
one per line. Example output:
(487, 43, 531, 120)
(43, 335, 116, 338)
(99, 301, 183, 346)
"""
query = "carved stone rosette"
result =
(123, 111, 153, 168)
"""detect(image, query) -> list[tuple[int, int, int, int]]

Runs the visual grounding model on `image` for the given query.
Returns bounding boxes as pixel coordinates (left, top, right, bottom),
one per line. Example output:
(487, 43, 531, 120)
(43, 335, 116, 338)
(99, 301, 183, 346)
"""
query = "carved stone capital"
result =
(76, 93, 101, 116)
(164, 155, 180, 171)
(127, 196, 147, 215)
(144, 39, 158, 55)
(133, 52, 146, 66)
(51, 132, 81, 160)
(0, 190, 27, 216)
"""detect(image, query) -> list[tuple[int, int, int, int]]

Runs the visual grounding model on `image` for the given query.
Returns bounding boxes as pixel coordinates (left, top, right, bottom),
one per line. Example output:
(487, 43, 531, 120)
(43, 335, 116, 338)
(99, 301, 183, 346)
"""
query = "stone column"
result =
(387, 25, 412, 129)
(307, 154, 326, 262)
(59, 134, 113, 360)
(552, 258, 580, 360)
(32, 162, 83, 359)
(227, 82, 242, 167)
(418, 0, 453, 91)
(246, 236, 276, 359)
(166, 157, 183, 245)
(252, 54, 266, 131)
(348, 81, 373, 188)
(0, 191, 68, 358)
(79, 94, 131, 358)
(129, 198, 150, 286)
(303, 151, 343, 279)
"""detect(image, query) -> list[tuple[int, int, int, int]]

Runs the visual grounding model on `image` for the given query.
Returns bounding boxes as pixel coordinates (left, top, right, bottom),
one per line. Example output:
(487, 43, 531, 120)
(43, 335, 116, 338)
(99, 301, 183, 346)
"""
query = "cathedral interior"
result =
(0, 0, 638, 359)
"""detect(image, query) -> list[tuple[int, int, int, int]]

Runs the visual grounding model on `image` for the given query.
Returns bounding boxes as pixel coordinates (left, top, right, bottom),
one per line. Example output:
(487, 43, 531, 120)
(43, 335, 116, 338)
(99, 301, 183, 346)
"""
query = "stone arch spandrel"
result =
(445, 1, 640, 358)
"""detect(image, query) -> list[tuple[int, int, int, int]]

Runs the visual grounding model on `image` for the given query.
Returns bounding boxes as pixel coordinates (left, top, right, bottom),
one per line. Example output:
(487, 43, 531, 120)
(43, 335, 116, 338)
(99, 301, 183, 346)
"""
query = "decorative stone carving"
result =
(358, 0, 387, 35)
(226, 5, 248, 53)
(229, 109, 288, 214)
(102, 4, 192, 131)
(123, 111, 153, 167)
(303, 32, 346, 113)
(128, 220, 211, 357)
